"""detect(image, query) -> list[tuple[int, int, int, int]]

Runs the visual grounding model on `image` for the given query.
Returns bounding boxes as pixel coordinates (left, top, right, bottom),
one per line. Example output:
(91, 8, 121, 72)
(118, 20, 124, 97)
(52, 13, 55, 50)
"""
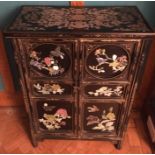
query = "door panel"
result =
(29, 44, 71, 78)
(16, 38, 76, 80)
(85, 45, 129, 79)
(83, 84, 127, 99)
(80, 39, 141, 82)
(79, 39, 139, 138)
(33, 99, 75, 134)
(81, 102, 122, 136)
(30, 80, 73, 98)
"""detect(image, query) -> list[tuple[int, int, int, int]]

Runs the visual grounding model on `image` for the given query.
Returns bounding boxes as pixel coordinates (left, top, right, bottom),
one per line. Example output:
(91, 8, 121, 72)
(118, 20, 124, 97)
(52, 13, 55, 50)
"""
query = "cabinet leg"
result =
(30, 129, 38, 147)
(115, 140, 122, 149)
(31, 136, 38, 147)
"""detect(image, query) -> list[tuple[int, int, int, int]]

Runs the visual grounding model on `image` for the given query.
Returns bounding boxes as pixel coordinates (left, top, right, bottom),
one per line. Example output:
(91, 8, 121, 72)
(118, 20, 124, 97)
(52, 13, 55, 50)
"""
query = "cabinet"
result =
(3, 6, 155, 148)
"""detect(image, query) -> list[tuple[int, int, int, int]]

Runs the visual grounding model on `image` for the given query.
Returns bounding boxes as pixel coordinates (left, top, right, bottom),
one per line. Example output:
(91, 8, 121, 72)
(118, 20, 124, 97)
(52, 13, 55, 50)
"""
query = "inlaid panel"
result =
(82, 102, 120, 133)
(84, 84, 125, 98)
(30, 80, 73, 97)
(16, 39, 76, 80)
(29, 44, 71, 78)
(35, 100, 74, 132)
(86, 45, 129, 79)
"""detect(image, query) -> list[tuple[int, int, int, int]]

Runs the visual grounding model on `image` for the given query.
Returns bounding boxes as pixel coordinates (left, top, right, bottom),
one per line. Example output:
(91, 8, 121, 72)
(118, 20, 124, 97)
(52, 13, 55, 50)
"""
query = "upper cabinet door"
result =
(15, 38, 77, 80)
(80, 39, 142, 82)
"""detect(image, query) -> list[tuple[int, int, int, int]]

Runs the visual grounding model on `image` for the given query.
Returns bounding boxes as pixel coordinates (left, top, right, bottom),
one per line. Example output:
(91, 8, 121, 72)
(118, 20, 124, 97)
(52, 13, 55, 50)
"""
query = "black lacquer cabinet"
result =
(3, 6, 155, 149)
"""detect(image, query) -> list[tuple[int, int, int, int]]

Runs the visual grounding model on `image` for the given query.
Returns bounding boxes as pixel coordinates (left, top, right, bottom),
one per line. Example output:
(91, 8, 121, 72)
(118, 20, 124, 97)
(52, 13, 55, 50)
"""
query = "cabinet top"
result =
(4, 6, 154, 34)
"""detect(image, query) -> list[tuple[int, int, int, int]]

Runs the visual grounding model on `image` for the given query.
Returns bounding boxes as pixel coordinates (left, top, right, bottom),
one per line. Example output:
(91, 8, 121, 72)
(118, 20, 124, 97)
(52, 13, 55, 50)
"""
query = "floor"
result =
(0, 107, 152, 154)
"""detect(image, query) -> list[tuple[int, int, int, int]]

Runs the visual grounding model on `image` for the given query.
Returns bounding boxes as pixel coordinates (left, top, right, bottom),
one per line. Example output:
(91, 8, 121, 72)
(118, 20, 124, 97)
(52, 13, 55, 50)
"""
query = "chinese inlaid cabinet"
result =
(3, 6, 155, 149)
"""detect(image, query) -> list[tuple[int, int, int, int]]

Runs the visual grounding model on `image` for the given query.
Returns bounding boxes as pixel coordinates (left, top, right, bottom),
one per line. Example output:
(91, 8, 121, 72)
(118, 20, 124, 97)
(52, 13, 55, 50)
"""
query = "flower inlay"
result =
(88, 86, 123, 97)
(86, 45, 129, 79)
(29, 44, 70, 77)
(33, 83, 64, 95)
(89, 48, 128, 73)
(86, 106, 116, 132)
(39, 103, 71, 130)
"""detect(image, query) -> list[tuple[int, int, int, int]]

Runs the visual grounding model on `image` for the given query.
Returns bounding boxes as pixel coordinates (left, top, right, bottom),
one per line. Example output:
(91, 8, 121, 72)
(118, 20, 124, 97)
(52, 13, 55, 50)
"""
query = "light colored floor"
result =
(0, 107, 152, 154)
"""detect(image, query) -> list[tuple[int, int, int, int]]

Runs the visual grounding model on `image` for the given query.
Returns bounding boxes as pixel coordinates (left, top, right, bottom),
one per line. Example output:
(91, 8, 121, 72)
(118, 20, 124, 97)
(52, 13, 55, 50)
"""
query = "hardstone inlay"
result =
(29, 44, 71, 77)
(37, 101, 73, 131)
(87, 86, 123, 97)
(84, 103, 119, 133)
(86, 45, 129, 79)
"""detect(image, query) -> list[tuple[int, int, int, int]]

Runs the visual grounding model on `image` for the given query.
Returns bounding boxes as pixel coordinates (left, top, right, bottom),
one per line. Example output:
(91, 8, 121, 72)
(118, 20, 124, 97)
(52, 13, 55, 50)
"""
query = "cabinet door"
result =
(80, 39, 141, 81)
(15, 38, 77, 80)
(14, 38, 78, 138)
(80, 101, 123, 138)
(31, 99, 77, 137)
(79, 39, 142, 139)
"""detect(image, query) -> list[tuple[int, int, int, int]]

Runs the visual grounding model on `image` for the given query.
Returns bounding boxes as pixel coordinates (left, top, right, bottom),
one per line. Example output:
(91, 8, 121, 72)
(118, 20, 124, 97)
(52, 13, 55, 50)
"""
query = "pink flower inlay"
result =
(44, 57, 51, 66)
(55, 108, 68, 118)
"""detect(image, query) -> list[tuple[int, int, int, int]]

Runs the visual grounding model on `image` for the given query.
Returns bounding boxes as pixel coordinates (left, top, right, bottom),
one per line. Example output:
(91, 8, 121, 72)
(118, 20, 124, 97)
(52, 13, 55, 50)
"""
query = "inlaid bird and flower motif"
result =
(86, 45, 129, 79)
(39, 103, 71, 131)
(88, 86, 123, 97)
(29, 44, 70, 77)
(88, 48, 128, 74)
(85, 105, 117, 132)
(33, 83, 64, 95)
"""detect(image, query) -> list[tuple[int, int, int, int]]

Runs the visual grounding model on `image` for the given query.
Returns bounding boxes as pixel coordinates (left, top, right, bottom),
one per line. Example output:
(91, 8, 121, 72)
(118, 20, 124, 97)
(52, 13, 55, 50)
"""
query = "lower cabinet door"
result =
(32, 99, 76, 136)
(80, 101, 122, 138)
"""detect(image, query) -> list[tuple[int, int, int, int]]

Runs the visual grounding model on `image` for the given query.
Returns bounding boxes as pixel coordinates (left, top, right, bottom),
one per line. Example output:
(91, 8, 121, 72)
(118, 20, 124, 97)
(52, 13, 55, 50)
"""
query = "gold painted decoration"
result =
(88, 86, 123, 97)
(9, 6, 151, 32)
(86, 106, 116, 132)
(33, 83, 64, 95)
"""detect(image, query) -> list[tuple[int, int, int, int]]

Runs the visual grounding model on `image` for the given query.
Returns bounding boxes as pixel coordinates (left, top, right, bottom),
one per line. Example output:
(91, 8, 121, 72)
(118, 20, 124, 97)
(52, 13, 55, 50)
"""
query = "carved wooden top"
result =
(6, 6, 152, 33)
